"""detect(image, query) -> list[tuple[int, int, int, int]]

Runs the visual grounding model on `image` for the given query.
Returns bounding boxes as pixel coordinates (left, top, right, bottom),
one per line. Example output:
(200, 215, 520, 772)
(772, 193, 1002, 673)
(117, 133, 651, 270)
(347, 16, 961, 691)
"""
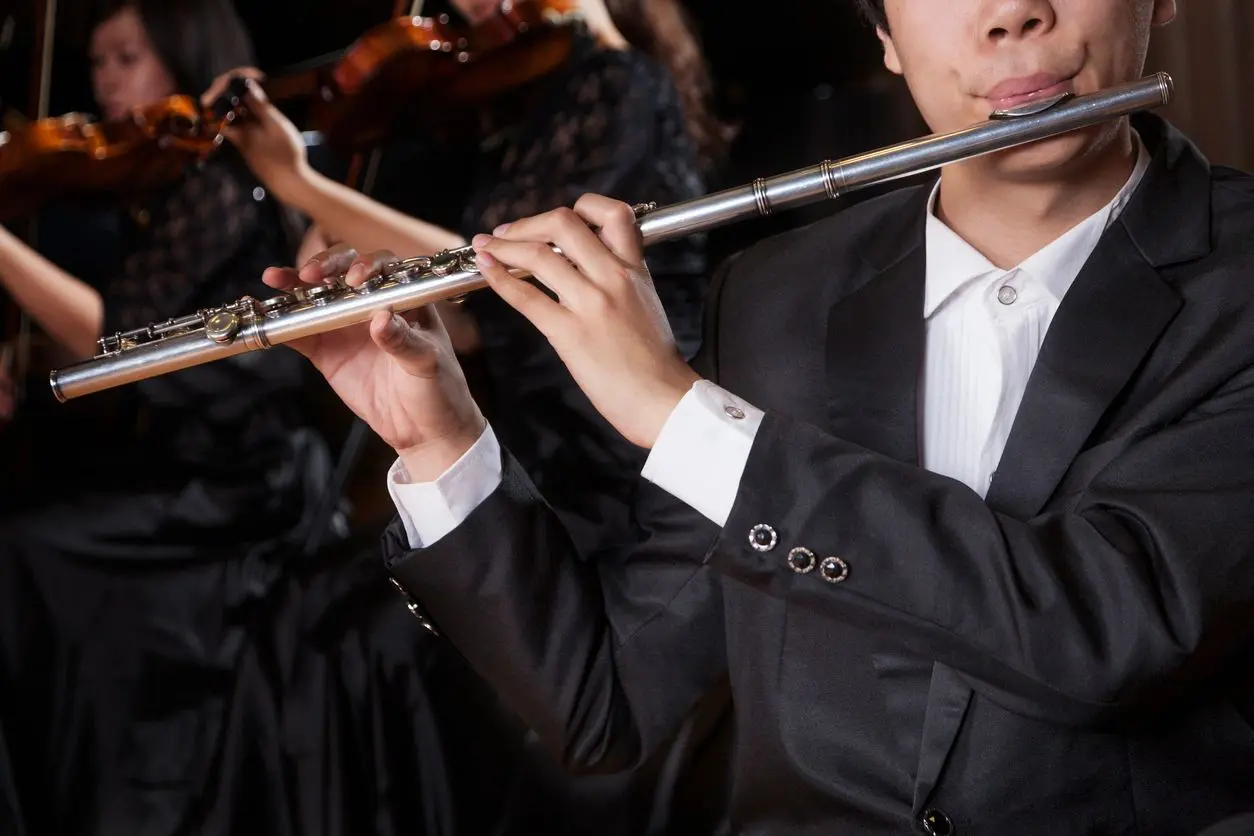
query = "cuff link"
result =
(819, 556, 849, 584)
(749, 523, 778, 552)
(787, 546, 817, 574)
(724, 404, 746, 419)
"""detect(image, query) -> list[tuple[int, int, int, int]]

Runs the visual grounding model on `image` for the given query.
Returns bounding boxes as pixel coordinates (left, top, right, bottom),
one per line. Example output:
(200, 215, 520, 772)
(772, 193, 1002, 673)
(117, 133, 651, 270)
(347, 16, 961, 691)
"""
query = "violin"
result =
(0, 95, 224, 222)
(257, 0, 583, 149)
(0, 0, 583, 222)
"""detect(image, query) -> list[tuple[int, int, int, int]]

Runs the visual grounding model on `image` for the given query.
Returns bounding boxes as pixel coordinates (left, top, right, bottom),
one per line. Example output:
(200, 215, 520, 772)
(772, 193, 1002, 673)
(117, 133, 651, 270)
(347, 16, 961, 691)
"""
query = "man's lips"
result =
(985, 73, 1076, 111)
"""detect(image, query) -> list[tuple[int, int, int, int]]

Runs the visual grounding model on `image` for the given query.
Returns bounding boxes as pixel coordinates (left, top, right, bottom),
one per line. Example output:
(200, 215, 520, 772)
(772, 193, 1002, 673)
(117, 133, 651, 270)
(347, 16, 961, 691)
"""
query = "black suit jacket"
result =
(384, 115, 1254, 835)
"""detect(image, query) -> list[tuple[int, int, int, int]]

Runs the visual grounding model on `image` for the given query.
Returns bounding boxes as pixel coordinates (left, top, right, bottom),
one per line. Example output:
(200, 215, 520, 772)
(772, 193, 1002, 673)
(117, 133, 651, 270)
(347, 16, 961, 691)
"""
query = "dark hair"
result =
(605, 0, 731, 165)
(854, 0, 887, 30)
(91, 0, 255, 96)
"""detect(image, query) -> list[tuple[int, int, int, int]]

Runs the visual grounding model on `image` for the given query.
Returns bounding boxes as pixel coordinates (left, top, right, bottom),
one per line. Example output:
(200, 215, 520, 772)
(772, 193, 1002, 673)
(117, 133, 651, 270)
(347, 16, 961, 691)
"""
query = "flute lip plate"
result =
(989, 89, 1075, 120)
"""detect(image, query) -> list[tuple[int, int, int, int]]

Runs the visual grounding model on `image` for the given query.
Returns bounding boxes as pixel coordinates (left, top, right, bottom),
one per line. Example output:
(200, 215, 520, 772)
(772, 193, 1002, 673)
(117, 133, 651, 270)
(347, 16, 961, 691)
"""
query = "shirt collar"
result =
(922, 132, 1151, 319)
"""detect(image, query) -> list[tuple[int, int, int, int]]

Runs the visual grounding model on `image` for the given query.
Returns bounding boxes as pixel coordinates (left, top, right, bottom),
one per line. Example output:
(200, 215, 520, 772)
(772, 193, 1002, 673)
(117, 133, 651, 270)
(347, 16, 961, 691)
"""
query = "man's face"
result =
(878, 0, 1177, 178)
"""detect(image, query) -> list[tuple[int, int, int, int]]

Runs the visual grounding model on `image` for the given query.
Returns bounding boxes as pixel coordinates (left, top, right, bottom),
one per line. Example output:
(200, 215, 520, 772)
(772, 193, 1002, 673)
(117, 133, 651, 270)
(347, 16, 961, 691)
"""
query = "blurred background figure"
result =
(0, 0, 337, 834)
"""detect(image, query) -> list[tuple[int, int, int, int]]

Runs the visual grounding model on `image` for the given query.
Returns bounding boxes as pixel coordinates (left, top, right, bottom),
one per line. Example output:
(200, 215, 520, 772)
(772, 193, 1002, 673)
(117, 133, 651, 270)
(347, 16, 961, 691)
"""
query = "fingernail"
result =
(493, 223, 511, 236)
(476, 251, 497, 269)
(471, 233, 493, 250)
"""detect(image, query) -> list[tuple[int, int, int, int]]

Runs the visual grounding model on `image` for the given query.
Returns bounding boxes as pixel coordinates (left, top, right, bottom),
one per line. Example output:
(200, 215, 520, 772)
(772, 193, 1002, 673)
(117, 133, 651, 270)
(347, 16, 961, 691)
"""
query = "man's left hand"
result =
(471, 194, 699, 449)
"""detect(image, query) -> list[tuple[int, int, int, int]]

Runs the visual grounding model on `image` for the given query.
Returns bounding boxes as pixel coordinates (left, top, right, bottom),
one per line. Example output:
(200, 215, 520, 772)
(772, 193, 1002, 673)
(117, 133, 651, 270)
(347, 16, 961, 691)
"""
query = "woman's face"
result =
(89, 6, 178, 120)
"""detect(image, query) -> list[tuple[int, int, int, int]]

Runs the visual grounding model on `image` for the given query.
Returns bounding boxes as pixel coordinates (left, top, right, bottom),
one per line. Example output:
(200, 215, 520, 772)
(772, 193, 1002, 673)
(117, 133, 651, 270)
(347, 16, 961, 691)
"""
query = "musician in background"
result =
(208, 0, 720, 547)
(203, 1, 738, 833)
(0, 1, 337, 832)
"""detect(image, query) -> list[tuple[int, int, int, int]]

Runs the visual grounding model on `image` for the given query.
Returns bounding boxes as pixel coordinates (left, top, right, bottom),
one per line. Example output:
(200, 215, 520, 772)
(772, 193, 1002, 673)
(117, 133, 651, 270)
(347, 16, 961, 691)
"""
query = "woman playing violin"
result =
(0, 1, 336, 833)
(206, 0, 721, 554)
(204, 1, 730, 833)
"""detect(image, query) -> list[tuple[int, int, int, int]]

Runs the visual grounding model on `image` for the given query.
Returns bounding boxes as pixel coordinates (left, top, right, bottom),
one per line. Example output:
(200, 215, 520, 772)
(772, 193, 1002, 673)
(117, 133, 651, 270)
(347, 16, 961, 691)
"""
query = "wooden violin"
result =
(0, 95, 225, 222)
(255, 0, 583, 149)
(0, 0, 584, 222)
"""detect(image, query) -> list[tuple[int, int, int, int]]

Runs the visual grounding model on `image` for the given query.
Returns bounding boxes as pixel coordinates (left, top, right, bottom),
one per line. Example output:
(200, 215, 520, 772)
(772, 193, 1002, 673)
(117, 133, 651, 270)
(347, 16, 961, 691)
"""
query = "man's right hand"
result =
(263, 247, 486, 481)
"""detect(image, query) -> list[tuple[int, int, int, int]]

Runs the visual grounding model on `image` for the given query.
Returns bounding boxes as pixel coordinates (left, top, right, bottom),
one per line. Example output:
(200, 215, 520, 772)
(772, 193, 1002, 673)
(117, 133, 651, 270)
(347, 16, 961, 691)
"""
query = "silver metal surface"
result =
(50, 73, 1173, 402)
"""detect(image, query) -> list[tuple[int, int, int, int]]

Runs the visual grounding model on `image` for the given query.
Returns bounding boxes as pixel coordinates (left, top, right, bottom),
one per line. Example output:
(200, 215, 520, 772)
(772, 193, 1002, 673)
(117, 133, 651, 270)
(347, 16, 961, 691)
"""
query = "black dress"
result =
(0, 153, 335, 836)
(283, 34, 728, 836)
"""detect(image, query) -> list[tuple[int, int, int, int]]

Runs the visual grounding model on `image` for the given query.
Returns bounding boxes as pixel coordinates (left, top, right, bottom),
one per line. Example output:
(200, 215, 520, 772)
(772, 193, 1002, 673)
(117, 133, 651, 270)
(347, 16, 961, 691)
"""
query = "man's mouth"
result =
(984, 72, 1077, 111)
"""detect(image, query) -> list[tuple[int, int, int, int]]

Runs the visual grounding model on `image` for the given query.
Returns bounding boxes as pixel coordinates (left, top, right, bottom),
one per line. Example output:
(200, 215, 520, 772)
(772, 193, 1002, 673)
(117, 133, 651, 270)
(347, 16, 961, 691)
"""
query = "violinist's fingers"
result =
(572, 194, 645, 266)
(201, 66, 266, 109)
(344, 250, 403, 288)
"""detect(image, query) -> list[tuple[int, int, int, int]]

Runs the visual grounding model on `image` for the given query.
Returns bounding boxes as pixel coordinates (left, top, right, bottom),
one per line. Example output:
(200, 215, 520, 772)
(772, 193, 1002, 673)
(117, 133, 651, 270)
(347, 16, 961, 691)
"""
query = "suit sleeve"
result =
(708, 365, 1254, 726)
(381, 258, 738, 773)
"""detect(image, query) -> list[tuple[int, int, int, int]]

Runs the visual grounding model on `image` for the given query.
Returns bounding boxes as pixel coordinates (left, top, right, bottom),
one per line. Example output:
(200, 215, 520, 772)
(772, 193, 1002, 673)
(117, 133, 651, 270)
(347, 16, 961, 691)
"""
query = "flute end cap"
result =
(48, 372, 67, 403)
(1157, 71, 1175, 105)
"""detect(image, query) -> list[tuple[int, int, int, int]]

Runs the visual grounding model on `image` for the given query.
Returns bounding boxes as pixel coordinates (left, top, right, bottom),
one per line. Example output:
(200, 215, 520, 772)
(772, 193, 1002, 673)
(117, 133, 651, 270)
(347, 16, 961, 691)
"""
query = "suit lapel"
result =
(985, 114, 1211, 518)
(983, 227, 1181, 517)
(825, 190, 930, 465)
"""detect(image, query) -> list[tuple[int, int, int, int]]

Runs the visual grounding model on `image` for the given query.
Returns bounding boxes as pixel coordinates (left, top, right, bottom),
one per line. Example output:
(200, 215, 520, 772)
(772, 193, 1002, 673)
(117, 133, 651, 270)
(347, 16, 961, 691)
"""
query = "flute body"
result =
(50, 72, 1174, 402)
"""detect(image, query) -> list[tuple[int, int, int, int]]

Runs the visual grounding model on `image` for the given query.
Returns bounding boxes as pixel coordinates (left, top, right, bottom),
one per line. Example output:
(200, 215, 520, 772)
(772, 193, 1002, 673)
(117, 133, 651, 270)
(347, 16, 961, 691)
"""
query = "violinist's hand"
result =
(471, 195, 699, 449)
(202, 69, 310, 205)
(263, 247, 484, 480)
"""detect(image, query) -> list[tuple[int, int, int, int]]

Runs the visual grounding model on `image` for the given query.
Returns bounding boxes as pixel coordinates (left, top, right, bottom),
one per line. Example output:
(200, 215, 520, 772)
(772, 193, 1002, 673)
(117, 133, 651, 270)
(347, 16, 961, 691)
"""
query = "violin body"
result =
(253, 0, 584, 149)
(0, 95, 221, 221)
(0, 0, 582, 221)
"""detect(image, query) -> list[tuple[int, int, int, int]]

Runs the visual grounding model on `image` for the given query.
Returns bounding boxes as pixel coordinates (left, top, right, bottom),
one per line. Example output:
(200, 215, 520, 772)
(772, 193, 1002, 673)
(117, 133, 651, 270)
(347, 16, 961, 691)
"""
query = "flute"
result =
(50, 72, 1174, 402)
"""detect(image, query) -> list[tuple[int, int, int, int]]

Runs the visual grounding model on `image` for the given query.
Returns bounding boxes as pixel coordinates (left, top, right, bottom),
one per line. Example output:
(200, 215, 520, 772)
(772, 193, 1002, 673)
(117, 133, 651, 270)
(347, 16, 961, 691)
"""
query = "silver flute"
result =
(50, 72, 1173, 402)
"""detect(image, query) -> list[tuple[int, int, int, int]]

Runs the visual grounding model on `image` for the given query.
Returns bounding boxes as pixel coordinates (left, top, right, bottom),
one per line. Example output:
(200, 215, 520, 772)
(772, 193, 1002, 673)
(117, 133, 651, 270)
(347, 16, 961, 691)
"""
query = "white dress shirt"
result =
(389, 138, 1150, 546)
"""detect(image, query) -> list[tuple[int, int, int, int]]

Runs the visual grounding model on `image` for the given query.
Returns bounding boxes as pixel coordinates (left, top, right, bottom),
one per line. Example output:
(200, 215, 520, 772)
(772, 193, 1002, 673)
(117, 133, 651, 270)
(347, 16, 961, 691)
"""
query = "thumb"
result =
(369, 310, 442, 378)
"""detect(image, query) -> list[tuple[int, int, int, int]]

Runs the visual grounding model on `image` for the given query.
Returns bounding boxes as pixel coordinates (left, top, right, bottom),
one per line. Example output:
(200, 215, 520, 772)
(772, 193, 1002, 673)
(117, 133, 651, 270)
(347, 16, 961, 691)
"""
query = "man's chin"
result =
(981, 126, 1119, 181)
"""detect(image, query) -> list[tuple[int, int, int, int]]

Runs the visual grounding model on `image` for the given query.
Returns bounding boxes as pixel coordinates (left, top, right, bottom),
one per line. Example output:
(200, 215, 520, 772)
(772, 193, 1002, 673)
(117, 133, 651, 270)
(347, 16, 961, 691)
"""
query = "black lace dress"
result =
(0, 153, 334, 836)
(284, 32, 723, 836)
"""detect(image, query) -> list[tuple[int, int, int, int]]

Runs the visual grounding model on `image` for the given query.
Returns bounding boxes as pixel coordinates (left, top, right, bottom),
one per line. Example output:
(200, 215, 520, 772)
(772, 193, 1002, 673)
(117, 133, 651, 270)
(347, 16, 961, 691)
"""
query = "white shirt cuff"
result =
(641, 379, 765, 526)
(386, 425, 503, 549)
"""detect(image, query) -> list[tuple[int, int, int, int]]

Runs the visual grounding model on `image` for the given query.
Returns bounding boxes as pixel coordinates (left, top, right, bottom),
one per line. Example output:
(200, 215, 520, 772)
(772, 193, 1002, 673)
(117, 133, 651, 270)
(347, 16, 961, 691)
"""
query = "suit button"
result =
(919, 808, 954, 836)
(748, 523, 778, 552)
(787, 546, 816, 574)
(819, 555, 849, 583)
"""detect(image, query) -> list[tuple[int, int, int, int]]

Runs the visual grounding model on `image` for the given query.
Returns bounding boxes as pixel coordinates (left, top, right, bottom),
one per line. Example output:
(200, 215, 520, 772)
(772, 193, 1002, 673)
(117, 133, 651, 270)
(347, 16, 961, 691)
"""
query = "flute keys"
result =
(204, 310, 241, 344)
(259, 293, 294, 314)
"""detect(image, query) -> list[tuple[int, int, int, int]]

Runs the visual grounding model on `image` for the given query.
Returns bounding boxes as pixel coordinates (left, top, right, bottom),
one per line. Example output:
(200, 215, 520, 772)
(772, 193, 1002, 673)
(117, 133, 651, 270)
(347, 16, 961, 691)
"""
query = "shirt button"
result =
(997, 285, 1018, 305)
(725, 405, 746, 419)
